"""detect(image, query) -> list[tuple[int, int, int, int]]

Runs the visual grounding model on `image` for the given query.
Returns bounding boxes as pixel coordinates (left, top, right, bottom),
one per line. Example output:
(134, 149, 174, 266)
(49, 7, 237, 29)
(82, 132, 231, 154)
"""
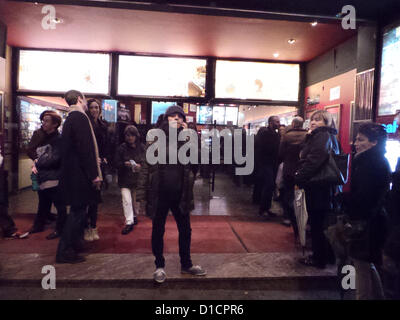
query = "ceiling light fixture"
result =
(52, 17, 64, 24)
(311, 21, 318, 27)
(288, 39, 296, 44)
(273, 53, 279, 58)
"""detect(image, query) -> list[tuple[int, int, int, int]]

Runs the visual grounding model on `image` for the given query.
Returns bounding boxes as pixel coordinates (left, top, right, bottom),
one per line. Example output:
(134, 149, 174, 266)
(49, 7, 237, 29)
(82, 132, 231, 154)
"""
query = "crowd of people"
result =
(0, 90, 399, 298)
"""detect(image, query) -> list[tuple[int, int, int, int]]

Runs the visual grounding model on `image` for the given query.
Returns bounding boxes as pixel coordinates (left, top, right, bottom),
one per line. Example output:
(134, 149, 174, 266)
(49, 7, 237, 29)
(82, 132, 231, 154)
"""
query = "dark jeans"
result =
(281, 179, 299, 238)
(152, 192, 192, 269)
(259, 166, 275, 212)
(0, 204, 17, 237)
(34, 187, 67, 233)
(56, 205, 87, 259)
(86, 204, 98, 229)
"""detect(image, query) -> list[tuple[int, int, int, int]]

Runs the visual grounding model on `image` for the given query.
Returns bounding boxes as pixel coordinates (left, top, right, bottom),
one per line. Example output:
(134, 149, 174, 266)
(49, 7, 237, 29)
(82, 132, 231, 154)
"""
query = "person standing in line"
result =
(278, 117, 307, 234)
(27, 110, 61, 231)
(0, 146, 28, 239)
(30, 111, 67, 240)
(344, 123, 391, 299)
(294, 110, 338, 269)
(253, 116, 281, 217)
(83, 98, 110, 241)
(56, 90, 102, 264)
(137, 105, 206, 283)
(115, 125, 145, 235)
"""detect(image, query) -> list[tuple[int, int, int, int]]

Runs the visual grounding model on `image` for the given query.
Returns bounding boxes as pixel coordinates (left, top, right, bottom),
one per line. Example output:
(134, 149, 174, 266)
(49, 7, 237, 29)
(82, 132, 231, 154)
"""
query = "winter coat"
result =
(295, 126, 339, 212)
(86, 114, 110, 160)
(278, 127, 307, 181)
(27, 128, 60, 161)
(345, 145, 391, 263)
(254, 127, 280, 172)
(58, 111, 100, 207)
(114, 142, 145, 189)
(136, 126, 195, 219)
(35, 131, 62, 185)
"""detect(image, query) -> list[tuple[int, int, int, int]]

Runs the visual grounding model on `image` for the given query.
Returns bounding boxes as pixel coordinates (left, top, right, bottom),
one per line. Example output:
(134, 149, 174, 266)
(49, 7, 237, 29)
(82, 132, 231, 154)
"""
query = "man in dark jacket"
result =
(56, 90, 102, 264)
(278, 117, 307, 233)
(137, 105, 206, 283)
(254, 115, 281, 217)
(28, 111, 67, 239)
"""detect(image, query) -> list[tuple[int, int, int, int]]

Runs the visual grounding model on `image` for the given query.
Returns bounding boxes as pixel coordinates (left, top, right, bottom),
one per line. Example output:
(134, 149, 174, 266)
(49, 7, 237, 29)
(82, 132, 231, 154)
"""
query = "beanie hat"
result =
(164, 105, 186, 122)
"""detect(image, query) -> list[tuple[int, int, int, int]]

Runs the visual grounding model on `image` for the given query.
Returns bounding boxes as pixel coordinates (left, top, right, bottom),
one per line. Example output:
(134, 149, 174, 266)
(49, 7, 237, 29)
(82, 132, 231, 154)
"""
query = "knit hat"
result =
(164, 105, 186, 122)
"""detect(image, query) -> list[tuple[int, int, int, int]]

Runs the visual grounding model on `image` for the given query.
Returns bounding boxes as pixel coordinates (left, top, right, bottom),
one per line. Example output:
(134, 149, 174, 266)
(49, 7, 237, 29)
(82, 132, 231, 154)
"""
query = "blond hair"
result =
(310, 110, 336, 129)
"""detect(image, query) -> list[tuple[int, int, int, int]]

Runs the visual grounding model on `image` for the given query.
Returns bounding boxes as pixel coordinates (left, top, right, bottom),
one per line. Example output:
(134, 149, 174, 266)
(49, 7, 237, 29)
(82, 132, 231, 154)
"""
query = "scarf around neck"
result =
(69, 104, 103, 181)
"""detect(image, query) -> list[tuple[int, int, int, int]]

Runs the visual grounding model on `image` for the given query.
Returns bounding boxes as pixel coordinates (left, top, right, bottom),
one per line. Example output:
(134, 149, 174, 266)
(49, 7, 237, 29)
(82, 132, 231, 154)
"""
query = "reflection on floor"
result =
(4, 171, 294, 255)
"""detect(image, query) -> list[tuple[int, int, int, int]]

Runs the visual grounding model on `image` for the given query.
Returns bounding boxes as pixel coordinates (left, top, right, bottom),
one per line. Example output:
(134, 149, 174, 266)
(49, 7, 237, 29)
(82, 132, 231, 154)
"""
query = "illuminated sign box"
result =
(118, 55, 206, 97)
(18, 50, 111, 95)
(378, 24, 400, 116)
(215, 60, 300, 101)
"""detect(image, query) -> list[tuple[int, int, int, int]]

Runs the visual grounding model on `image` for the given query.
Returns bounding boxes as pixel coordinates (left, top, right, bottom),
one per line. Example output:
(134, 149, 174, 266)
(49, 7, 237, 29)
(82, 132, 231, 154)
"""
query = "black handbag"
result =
(308, 136, 349, 186)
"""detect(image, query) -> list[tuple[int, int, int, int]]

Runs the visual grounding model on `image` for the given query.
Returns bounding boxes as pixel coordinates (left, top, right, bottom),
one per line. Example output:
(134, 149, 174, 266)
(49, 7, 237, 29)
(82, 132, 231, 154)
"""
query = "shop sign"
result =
(383, 120, 399, 133)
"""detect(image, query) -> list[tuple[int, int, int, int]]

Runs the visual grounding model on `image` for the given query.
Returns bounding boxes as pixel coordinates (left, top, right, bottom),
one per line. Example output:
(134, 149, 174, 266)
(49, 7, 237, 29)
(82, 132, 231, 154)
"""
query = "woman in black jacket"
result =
(84, 99, 110, 241)
(346, 123, 391, 299)
(114, 125, 145, 235)
(30, 111, 67, 240)
(295, 110, 339, 269)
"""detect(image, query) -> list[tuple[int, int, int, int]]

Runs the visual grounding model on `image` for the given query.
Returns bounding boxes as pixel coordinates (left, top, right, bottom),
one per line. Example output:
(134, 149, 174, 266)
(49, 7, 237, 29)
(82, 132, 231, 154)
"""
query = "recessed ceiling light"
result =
(311, 21, 318, 27)
(273, 53, 280, 58)
(288, 39, 296, 44)
(52, 17, 64, 24)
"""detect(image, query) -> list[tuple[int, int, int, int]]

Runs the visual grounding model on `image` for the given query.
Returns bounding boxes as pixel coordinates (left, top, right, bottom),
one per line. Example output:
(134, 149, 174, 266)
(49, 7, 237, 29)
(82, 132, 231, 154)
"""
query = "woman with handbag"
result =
(294, 110, 339, 269)
(345, 123, 391, 299)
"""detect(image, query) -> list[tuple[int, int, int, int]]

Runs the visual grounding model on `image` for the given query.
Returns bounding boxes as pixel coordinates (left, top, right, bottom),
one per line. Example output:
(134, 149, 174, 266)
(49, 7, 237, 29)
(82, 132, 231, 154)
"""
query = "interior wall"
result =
(238, 105, 298, 126)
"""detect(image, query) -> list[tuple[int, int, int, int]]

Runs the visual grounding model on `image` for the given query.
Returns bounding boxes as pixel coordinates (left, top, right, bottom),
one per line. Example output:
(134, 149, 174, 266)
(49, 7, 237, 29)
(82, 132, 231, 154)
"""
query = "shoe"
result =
(56, 254, 86, 264)
(84, 228, 93, 241)
(91, 227, 100, 241)
(298, 256, 326, 269)
(181, 265, 207, 276)
(153, 268, 166, 283)
(4, 231, 29, 239)
(46, 231, 60, 240)
(281, 219, 291, 227)
(266, 210, 277, 217)
(46, 214, 57, 221)
(121, 224, 134, 235)
(133, 218, 138, 226)
(29, 225, 44, 234)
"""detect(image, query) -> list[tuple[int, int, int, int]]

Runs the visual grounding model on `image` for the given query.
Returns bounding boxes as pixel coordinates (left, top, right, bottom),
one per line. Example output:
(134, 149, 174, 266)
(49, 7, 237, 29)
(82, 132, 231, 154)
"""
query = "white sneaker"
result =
(91, 227, 100, 240)
(84, 228, 93, 241)
(181, 265, 207, 276)
(153, 268, 166, 283)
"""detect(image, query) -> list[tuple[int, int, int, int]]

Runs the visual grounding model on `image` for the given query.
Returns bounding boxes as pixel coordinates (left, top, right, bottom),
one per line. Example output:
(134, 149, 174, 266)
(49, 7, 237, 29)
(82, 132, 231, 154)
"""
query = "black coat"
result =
(254, 126, 280, 172)
(86, 114, 110, 160)
(58, 111, 100, 207)
(114, 142, 145, 189)
(27, 128, 60, 161)
(295, 126, 339, 212)
(345, 145, 391, 263)
(278, 128, 307, 181)
(35, 131, 62, 184)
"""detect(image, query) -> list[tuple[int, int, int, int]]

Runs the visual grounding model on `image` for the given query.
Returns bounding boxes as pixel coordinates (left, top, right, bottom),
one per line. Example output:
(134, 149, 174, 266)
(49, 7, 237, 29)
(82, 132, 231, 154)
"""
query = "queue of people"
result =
(0, 92, 399, 298)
